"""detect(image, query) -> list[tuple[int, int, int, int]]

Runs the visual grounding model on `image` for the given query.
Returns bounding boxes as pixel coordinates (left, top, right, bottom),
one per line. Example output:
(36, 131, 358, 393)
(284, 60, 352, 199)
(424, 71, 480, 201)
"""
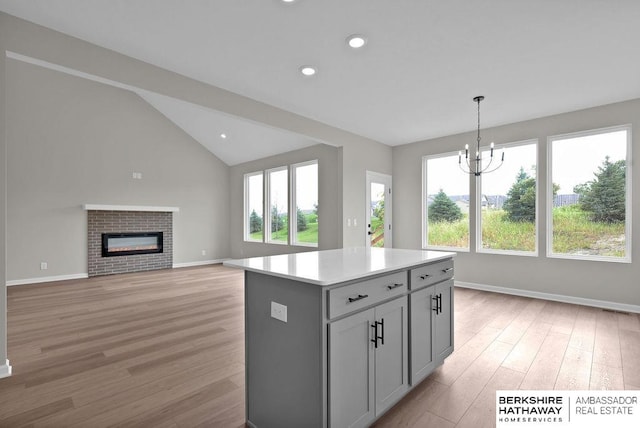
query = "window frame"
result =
(546, 124, 632, 263)
(476, 139, 539, 257)
(243, 171, 264, 243)
(265, 165, 290, 245)
(291, 159, 319, 247)
(422, 151, 471, 252)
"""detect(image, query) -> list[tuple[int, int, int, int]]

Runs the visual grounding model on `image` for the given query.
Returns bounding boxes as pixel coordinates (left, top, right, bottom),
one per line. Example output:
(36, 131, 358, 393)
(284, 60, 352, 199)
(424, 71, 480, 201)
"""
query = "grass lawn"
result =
(249, 215, 318, 244)
(428, 205, 625, 257)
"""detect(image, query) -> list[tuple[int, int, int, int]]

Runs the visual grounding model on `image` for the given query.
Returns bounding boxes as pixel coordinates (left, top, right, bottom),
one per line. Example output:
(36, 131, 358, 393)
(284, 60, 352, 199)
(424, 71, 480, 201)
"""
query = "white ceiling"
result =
(2, 0, 640, 162)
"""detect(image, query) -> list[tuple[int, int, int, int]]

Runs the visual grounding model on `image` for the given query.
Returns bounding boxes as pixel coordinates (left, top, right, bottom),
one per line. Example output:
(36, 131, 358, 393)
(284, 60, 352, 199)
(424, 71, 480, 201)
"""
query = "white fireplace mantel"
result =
(82, 204, 180, 212)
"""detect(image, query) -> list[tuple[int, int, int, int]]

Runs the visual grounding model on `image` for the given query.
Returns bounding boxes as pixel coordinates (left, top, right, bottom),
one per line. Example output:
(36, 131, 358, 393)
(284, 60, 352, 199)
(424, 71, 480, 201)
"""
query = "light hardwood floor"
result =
(1, 265, 638, 427)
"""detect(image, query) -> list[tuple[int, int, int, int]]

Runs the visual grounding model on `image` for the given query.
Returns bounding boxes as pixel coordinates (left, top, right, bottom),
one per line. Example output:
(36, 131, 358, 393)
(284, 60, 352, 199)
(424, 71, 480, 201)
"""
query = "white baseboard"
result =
(172, 259, 228, 268)
(5, 261, 230, 286)
(455, 281, 640, 314)
(6, 273, 89, 286)
(0, 360, 12, 379)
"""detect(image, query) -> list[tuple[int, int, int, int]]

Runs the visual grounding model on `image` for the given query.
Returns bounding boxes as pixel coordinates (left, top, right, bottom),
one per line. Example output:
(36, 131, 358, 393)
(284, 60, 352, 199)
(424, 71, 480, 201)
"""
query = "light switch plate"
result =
(271, 301, 287, 323)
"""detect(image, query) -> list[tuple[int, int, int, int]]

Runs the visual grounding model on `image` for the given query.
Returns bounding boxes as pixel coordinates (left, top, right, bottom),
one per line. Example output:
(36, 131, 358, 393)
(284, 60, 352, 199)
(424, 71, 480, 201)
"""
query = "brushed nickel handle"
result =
(387, 283, 403, 290)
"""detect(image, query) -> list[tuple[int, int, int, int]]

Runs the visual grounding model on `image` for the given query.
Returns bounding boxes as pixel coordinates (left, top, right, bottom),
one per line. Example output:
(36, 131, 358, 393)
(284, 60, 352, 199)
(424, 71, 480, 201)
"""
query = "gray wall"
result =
(393, 98, 640, 307)
(341, 140, 393, 247)
(6, 58, 230, 281)
(230, 144, 342, 259)
(1, 14, 8, 370)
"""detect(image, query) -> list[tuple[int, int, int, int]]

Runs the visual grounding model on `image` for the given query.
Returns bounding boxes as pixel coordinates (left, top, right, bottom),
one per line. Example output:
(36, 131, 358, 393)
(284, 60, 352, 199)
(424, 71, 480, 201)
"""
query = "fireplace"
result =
(87, 208, 173, 276)
(102, 232, 163, 257)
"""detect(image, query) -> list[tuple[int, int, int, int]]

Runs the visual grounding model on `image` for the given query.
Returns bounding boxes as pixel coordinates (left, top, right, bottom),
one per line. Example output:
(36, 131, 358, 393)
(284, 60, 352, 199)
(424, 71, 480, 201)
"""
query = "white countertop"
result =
(223, 247, 455, 286)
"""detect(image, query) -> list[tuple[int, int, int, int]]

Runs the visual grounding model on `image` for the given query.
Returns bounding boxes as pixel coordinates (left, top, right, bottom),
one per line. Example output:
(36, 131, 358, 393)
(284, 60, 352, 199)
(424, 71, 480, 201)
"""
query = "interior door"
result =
(366, 171, 392, 248)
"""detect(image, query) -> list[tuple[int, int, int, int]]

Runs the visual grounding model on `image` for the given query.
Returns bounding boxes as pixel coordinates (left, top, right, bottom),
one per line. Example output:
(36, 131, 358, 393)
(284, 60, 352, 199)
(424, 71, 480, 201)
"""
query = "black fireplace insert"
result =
(102, 232, 163, 257)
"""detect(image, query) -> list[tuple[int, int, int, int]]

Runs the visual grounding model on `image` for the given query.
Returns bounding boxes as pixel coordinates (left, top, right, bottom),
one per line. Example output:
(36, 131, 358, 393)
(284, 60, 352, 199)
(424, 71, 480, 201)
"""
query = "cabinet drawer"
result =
(328, 271, 407, 319)
(409, 259, 453, 290)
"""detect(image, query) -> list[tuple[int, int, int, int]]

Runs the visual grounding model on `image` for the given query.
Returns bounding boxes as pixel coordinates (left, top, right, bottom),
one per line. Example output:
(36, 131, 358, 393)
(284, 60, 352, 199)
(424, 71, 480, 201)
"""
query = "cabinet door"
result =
(374, 296, 409, 416)
(434, 279, 454, 362)
(409, 286, 434, 384)
(329, 308, 375, 428)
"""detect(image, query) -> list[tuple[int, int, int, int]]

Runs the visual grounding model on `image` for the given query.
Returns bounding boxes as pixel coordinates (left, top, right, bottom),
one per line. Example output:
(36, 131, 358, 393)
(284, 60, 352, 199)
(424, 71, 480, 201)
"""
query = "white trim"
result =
(365, 171, 393, 248)
(265, 166, 289, 245)
(476, 139, 539, 256)
(83, 204, 179, 212)
(244, 171, 264, 242)
(172, 259, 228, 268)
(422, 152, 471, 251)
(6, 262, 231, 285)
(6, 273, 89, 286)
(546, 124, 632, 263)
(0, 360, 12, 379)
(291, 160, 319, 247)
(456, 280, 640, 314)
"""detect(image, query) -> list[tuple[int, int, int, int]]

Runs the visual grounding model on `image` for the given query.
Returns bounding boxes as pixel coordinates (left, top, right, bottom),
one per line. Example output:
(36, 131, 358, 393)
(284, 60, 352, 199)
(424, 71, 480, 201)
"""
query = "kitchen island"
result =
(224, 247, 455, 428)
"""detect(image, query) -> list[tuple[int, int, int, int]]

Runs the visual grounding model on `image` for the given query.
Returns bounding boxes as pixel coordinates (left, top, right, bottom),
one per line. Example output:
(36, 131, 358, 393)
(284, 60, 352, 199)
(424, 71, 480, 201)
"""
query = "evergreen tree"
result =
(271, 205, 285, 232)
(574, 156, 625, 223)
(249, 209, 262, 233)
(296, 207, 308, 232)
(428, 189, 463, 223)
(503, 167, 536, 222)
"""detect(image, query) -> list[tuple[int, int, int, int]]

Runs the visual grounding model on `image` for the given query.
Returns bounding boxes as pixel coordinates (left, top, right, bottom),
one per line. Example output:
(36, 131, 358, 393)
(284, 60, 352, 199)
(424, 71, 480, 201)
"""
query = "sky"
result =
(426, 128, 628, 197)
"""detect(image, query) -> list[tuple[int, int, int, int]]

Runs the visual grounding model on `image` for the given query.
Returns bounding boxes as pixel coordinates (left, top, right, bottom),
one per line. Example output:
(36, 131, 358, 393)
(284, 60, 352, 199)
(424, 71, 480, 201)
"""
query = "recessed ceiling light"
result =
(299, 65, 317, 76)
(347, 34, 367, 49)
(281, 0, 297, 3)
(220, 133, 227, 139)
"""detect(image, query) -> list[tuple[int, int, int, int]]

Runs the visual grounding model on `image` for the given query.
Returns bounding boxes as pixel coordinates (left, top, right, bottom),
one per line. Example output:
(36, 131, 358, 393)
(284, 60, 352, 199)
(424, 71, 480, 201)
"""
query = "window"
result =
(548, 125, 631, 262)
(244, 159, 319, 246)
(244, 172, 263, 242)
(478, 140, 537, 254)
(423, 153, 470, 250)
(266, 167, 289, 244)
(292, 161, 319, 246)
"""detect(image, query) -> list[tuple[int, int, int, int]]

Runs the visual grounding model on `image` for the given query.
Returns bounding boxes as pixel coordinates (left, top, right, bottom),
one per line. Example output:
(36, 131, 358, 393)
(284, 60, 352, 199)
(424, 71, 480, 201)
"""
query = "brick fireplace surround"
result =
(86, 205, 176, 277)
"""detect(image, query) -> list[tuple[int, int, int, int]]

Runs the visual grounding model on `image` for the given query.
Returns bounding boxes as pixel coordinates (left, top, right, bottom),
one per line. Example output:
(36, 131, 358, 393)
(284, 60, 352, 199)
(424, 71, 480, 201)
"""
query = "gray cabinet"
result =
(329, 308, 375, 428)
(434, 279, 454, 361)
(410, 276, 454, 385)
(329, 296, 408, 428)
(238, 253, 454, 428)
(409, 286, 434, 383)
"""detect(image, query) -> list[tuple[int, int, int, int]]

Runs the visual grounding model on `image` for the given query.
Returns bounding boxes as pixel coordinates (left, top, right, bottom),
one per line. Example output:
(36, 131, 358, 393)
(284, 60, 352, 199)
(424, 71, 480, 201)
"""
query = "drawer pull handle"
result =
(419, 274, 431, 280)
(442, 267, 453, 273)
(432, 294, 442, 314)
(348, 294, 368, 303)
(371, 323, 378, 348)
(387, 283, 403, 290)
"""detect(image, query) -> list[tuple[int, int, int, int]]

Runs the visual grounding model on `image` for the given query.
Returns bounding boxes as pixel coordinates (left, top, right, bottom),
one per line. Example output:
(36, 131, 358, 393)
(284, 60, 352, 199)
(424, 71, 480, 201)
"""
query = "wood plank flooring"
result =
(0, 265, 638, 427)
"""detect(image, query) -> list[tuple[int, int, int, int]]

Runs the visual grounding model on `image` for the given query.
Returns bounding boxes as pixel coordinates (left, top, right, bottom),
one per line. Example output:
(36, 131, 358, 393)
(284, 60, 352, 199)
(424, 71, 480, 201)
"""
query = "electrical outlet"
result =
(347, 218, 351, 227)
(201, 250, 206, 256)
(271, 301, 287, 323)
(40, 262, 48, 270)
(353, 218, 357, 227)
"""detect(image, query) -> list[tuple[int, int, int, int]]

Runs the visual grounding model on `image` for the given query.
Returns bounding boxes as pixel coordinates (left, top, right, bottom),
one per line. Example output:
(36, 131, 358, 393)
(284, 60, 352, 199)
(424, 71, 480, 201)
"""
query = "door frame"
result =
(365, 171, 392, 248)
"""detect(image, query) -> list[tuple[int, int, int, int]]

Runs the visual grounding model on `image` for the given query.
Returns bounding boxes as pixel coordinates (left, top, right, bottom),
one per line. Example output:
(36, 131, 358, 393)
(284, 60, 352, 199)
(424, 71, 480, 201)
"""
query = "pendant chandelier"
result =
(459, 95, 504, 176)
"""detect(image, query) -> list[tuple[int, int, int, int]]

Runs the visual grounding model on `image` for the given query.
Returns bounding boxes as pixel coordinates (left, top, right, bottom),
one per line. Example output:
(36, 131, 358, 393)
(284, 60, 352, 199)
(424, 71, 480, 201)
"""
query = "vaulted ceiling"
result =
(2, 0, 639, 165)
